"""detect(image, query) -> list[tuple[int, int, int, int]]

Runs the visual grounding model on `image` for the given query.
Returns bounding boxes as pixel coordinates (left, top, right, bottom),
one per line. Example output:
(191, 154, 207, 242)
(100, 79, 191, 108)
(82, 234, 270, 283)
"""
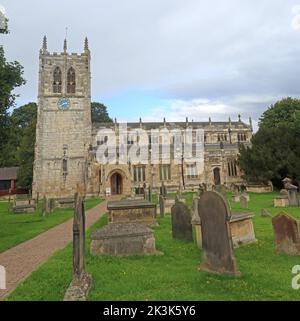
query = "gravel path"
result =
(0, 197, 119, 300)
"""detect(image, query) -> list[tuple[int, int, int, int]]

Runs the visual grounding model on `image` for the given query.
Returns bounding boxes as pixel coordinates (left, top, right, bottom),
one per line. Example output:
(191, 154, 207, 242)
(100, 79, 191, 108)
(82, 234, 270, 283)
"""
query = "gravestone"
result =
(198, 191, 240, 276)
(282, 178, 299, 207)
(191, 196, 202, 249)
(107, 199, 157, 226)
(274, 193, 289, 208)
(261, 208, 272, 218)
(42, 196, 49, 215)
(171, 199, 193, 242)
(64, 194, 92, 301)
(90, 223, 161, 256)
(240, 195, 248, 209)
(230, 212, 257, 247)
(159, 194, 165, 218)
(160, 182, 167, 197)
(272, 212, 300, 256)
(148, 185, 152, 202)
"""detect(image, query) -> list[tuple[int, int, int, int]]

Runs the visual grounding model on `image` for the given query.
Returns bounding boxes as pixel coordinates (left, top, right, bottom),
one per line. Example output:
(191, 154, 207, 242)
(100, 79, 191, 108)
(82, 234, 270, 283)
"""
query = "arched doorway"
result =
(111, 173, 123, 195)
(213, 167, 221, 186)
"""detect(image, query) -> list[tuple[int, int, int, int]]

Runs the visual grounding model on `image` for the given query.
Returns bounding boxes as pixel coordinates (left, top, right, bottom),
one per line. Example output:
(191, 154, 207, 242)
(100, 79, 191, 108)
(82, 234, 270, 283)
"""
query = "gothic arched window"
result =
(53, 67, 62, 93)
(67, 67, 76, 94)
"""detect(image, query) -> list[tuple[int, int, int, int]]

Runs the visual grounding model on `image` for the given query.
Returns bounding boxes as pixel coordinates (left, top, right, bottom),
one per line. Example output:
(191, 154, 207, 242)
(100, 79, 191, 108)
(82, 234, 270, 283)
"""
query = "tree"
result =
(259, 97, 300, 129)
(11, 103, 37, 188)
(0, 10, 8, 34)
(0, 47, 26, 164)
(16, 120, 36, 189)
(91, 102, 113, 123)
(238, 98, 300, 188)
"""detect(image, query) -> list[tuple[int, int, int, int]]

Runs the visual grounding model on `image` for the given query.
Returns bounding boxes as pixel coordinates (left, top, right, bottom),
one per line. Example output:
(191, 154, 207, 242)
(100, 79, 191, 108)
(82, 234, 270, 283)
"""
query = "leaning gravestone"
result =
(240, 195, 248, 209)
(64, 194, 92, 301)
(198, 191, 240, 276)
(272, 212, 300, 256)
(171, 199, 193, 242)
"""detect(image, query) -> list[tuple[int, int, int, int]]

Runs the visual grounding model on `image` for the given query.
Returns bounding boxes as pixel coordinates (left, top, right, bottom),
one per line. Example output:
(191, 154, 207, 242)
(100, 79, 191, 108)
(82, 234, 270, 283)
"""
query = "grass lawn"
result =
(0, 198, 102, 254)
(6, 192, 300, 301)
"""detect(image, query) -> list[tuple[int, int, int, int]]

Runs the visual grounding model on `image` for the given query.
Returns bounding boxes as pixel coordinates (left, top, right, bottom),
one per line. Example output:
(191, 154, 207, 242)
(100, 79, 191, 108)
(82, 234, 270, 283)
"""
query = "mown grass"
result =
(7, 192, 300, 301)
(0, 198, 102, 254)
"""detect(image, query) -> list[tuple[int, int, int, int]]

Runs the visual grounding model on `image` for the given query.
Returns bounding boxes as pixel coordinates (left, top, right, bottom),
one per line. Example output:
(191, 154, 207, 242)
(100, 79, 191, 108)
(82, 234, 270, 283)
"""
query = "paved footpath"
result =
(0, 196, 119, 300)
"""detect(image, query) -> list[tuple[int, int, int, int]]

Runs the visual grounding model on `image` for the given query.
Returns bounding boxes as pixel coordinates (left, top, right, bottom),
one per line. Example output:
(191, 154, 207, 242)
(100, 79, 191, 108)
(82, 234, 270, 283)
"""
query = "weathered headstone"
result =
(240, 195, 248, 209)
(107, 199, 157, 226)
(171, 199, 193, 242)
(274, 193, 289, 208)
(159, 194, 165, 218)
(160, 182, 167, 197)
(42, 196, 48, 215)
(230, 212, 257, 247)
(261, 208, 272, 218)
(90, 223, 161, 256)
(64, 194, 92, 301)
(282, 178, 299, 207)
(148, 185, 152, 202)
(198, 191, 240, 276)
(272, 212, 300, 256)
(191, 196, 201, 249)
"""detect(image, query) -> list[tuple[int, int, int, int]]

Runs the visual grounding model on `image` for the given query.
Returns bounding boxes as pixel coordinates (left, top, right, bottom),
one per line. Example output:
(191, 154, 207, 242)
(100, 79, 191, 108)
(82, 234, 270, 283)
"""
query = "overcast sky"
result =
(1, 0, 300, 128)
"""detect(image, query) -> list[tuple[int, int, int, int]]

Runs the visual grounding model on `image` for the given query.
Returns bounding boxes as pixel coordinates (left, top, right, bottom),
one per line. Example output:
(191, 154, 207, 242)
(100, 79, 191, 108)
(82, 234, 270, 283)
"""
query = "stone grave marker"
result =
(171, 199, 193, 242)
(159, 194, 165, 218)
(198, 191, 240, 276)
(272, 212, 300, 256)
(191, 196, 201, 249)
(64, 194, 92, 301)
(148, 185, 152, 202)
(282, 178, 299, 207)
(160, 182, 167, 197)
(91, 223, 162, 257)
(240, 195, 248, 209)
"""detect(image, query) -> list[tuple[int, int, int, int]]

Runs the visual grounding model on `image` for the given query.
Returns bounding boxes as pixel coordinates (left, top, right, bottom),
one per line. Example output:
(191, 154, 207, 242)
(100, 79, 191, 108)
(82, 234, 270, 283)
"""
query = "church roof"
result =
(92, 121, 251, 131)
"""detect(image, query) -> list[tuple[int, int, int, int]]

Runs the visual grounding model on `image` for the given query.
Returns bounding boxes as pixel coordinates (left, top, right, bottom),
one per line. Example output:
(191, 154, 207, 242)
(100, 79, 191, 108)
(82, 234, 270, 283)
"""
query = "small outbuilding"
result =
(0, 167, 19, 195)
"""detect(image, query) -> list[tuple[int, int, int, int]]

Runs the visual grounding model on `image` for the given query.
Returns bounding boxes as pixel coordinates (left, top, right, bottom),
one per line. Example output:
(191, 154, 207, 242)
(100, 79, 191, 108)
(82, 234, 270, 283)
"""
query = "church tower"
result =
(32, 36, 92, 198)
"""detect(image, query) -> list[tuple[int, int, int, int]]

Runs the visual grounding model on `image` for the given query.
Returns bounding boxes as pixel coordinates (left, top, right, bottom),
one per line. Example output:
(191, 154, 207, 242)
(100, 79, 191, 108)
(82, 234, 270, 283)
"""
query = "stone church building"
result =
(32, 38, 253, 198)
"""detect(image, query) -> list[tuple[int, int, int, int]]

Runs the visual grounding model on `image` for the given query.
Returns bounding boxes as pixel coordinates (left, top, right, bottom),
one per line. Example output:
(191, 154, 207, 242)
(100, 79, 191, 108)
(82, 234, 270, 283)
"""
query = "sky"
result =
(1, 0, 300, 129)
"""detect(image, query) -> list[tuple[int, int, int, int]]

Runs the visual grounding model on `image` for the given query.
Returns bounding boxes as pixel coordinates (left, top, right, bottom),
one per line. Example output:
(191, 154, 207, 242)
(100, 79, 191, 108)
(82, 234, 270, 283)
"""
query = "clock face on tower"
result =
(57, 98, 70, 110)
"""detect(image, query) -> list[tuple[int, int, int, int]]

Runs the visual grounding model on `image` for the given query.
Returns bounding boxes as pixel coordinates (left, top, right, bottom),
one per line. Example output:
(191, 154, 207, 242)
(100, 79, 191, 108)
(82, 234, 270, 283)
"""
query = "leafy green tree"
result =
(16, 120, 36, 189)
(11, 102, 37, 129)
(259, 97, 300, 129)
(11, 103, 37, 188)
(91, 102, 113, 123)
(0, 46, 26, 165)
(239, 98, 300, 188)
